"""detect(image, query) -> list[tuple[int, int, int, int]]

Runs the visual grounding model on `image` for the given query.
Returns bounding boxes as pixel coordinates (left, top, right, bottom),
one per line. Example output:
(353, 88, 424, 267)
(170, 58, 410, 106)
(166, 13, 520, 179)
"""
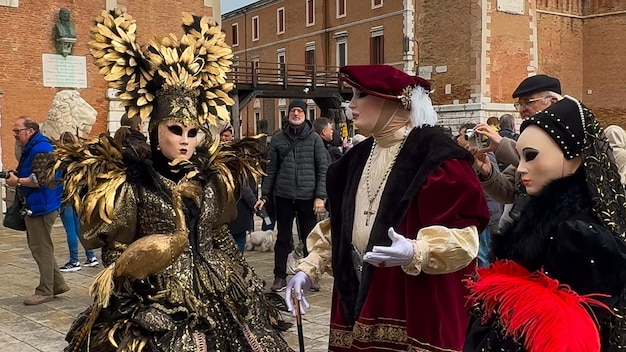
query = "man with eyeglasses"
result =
(469, 75, 562, 232)
(5, 116, 67, 305)
(476, 74, 562, 169)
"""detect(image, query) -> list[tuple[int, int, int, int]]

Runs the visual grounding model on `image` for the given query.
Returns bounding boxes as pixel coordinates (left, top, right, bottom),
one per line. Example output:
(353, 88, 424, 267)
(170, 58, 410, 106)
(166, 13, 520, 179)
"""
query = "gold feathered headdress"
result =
(89, 9, 234, 128)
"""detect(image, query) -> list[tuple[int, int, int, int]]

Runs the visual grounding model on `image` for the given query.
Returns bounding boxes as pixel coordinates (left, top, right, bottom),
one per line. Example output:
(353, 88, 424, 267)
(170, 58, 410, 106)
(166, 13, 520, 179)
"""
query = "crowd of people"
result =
(4, 9, 626, 352)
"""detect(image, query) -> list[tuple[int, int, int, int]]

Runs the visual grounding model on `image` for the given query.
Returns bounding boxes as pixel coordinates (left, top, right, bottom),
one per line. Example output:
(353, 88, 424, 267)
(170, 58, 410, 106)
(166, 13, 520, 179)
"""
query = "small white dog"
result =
(245, 230, 277, 252)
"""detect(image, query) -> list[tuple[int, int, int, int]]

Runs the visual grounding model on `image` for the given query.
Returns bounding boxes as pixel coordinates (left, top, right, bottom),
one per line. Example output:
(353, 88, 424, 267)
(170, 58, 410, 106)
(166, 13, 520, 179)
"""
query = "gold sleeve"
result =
(80, 183, 138, 256)
(31, 153, 54, 183)
(296, 218, 333, 282)
(402, 225, 479, 276)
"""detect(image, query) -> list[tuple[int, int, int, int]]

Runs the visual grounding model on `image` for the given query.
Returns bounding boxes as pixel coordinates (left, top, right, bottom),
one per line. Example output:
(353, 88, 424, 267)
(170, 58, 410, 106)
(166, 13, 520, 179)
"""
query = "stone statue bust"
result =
(54, 8, 77, 56)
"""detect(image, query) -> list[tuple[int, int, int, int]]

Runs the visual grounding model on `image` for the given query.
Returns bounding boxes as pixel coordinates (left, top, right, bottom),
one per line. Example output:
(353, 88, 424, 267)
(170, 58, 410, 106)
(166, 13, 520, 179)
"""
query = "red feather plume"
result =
(466, 260, 610, 352)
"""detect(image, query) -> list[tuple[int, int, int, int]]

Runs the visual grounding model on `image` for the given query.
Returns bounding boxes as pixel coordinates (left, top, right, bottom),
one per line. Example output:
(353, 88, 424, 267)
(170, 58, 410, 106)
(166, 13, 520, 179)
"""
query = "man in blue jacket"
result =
(5, 116, 68, 305)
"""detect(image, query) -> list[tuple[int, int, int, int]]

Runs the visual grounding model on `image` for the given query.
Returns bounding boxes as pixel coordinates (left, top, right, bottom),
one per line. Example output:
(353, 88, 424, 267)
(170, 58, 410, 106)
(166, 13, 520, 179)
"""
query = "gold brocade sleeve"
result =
(402, 225, 479, 276)
(80, 183, 138, 255)
(296, 218, 333, 282)
(32, 153, 54, 183)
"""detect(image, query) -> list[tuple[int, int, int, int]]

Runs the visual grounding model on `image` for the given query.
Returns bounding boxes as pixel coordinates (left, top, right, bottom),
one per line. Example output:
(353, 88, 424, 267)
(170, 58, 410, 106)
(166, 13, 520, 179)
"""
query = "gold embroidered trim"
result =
(329, 321, 460, 352)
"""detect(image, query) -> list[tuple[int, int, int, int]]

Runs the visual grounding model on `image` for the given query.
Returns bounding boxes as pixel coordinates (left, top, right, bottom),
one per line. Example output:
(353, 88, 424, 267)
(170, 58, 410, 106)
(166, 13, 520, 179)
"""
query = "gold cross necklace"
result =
(364, 127, 409, 226)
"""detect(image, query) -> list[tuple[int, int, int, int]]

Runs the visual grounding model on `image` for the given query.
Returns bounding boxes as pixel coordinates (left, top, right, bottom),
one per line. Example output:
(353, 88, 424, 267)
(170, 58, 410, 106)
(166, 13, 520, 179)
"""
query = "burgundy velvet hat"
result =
(340, 64, 438, 127)
(340, 65, 431, 101)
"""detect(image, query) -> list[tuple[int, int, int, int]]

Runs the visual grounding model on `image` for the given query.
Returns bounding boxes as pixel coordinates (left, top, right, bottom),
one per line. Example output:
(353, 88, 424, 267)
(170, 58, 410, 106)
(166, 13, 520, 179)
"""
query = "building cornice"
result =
(222, 0, 282, 21)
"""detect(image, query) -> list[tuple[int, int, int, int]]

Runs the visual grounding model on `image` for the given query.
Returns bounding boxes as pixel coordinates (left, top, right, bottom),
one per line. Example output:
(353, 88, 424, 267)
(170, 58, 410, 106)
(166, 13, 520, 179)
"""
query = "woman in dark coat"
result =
(464, 96, 626, 352)
(228, 182, 257, 253)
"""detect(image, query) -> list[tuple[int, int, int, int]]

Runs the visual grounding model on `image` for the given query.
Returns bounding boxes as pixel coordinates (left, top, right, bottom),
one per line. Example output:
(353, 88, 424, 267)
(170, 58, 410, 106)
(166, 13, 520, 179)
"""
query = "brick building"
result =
(222, 0, 626, 137)
(0, 0, 219, 170)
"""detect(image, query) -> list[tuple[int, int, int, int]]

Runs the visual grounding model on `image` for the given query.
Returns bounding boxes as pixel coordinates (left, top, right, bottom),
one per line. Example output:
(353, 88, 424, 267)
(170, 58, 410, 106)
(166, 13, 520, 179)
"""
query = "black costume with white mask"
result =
(465, 96, 626, 352)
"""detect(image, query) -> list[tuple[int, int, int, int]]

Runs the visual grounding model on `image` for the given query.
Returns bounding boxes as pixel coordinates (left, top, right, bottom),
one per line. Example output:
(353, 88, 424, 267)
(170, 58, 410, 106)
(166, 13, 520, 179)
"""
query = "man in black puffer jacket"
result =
(254, 99, 329, 292)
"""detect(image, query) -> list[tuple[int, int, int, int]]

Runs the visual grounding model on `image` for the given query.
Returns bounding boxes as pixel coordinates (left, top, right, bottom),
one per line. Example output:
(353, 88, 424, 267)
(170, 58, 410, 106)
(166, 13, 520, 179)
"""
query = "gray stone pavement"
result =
(0, 218, 333, 351)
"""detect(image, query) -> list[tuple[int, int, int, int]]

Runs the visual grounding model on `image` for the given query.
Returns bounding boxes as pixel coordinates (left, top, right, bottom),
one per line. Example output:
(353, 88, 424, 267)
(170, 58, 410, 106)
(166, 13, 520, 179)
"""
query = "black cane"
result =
(291, 288, 306, 352)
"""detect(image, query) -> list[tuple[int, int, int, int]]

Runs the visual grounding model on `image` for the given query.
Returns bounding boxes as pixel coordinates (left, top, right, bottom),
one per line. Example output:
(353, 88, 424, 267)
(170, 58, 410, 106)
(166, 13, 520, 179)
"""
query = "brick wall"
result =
(536, 13, 584, 98)
(417, 0, 478, 105)
(536, 0, 626, 127)
(487, 1, 536, 103)
(581, 15, 626, 127)
(0, 0, 216, 169)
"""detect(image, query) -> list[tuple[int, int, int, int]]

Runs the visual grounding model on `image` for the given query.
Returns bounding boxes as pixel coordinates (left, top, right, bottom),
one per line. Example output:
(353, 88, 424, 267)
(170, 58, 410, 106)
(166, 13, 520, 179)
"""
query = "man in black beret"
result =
(478, 74, 562, 160)
(471, 74, 563, 230)
(512, 74, 562, 119)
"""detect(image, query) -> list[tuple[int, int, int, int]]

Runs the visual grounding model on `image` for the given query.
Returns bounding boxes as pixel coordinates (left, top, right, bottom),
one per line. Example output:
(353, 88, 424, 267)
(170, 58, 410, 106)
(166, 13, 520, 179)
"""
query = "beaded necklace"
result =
(363, 126, 409, 226)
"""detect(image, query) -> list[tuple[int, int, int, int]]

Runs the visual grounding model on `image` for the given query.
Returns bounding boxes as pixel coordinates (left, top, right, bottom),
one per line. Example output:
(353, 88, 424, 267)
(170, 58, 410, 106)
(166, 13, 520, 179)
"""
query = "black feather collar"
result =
(491, 168, 595, 270)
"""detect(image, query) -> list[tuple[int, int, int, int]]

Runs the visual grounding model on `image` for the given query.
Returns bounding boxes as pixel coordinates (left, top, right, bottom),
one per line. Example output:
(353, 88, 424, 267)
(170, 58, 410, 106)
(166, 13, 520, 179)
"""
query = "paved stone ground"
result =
(0, 219, 333, 351)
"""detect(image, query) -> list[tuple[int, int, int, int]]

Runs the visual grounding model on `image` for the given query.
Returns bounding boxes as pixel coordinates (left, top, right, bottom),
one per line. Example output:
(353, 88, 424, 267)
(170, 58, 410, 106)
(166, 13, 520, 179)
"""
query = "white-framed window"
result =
(254, 111, 261, 134)
(337, 0, 346, 18)
(305, 42, 315, 76)
(337, 41, 347, 67)
(231, 23, 239, 46)
(308, 106, 316, 120)
(334, 32, 348, 67)
(370, 26, 384, 64)
(277, 50, 286, 65)
(252, 15, 260, 41)
(277, 49, 286, 81)
(277, 7, 285, 34)
(306, 0, 315, 26)
(278, 99, 287, 124)
(372, 0, 383, 9)
(252, 57, 260, 75)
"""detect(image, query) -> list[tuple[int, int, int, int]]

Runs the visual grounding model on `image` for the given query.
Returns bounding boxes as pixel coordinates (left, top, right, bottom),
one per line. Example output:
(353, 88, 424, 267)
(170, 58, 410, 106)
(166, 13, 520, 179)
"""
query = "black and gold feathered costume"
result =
(44, 9, 293, 352)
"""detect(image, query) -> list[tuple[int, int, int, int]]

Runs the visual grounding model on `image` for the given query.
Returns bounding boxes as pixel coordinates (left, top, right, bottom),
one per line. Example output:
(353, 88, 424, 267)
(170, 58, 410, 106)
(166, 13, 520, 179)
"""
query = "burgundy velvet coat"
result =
(326, 127, 490, 351)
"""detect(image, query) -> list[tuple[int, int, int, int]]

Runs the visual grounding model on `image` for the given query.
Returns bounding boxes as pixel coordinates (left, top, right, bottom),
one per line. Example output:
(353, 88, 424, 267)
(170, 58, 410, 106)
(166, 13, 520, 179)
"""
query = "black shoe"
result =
(59, 262, 81, 272)
(310, 282, 321, 292)
(83, 257, 99, 267)
(271, 277, 287, 292)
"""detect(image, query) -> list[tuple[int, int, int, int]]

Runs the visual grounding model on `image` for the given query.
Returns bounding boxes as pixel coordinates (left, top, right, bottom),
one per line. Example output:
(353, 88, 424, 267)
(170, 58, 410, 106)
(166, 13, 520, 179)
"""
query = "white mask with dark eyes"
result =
(157, 121, 198, 161)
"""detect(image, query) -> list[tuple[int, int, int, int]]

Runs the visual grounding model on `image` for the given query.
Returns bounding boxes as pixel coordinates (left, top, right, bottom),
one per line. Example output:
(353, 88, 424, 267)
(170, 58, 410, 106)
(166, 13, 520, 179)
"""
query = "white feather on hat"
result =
(407, 85, 438, 128)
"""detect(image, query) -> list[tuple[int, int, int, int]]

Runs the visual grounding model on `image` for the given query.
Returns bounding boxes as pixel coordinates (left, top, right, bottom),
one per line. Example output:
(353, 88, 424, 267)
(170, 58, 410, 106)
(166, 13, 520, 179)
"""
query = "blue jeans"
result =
(232, 231, 246, 253)
(60, 205, 95, 263)
(477, 227, 491, 268)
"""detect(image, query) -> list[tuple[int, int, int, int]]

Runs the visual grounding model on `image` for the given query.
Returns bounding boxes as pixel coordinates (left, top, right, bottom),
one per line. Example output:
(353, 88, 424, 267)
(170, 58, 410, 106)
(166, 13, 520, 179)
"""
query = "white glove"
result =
(363, 227, 414, 267)
(285, 271, 312, 316)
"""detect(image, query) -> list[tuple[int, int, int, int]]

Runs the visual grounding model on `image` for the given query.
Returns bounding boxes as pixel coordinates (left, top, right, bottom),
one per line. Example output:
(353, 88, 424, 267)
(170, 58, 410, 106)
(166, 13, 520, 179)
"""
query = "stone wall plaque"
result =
(42, 54, 87, 88)
(497, 0, 524, 15)
(418, 66, 432, 80)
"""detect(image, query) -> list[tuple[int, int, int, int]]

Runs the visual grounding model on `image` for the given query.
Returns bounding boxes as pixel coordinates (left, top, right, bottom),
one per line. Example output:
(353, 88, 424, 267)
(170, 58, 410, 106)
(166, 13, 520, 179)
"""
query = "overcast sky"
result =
(221, 0, 258, 15)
